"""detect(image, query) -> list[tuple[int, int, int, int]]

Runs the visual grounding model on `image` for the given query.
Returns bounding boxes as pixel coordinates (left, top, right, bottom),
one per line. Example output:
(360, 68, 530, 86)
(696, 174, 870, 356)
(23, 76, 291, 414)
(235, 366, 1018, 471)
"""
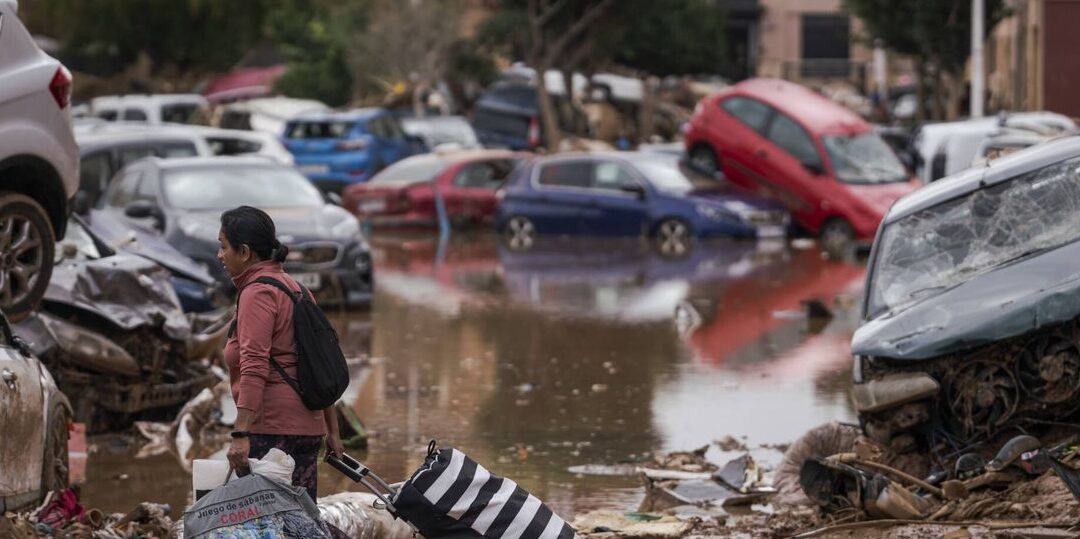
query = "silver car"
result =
(0, 310, 70, 511)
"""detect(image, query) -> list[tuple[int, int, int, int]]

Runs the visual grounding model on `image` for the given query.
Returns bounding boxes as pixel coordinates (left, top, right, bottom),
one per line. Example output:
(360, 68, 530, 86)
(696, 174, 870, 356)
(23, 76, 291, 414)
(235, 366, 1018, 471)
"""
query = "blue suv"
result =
(495, 153, 790, 256)
(283, 108, 427, 193)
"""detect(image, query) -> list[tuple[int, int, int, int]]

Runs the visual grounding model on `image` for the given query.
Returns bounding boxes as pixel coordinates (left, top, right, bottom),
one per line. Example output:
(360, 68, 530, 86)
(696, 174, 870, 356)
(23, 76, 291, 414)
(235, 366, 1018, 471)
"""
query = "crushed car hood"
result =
(82, 212, 215, 285)
(45, 254, 192, 340)
(853, 240, 1080, 360)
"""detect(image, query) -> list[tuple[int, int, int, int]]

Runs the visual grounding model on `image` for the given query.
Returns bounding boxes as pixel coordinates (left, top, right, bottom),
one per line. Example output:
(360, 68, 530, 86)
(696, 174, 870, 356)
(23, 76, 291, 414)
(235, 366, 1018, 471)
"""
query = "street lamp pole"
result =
(971, 0, 985, 117)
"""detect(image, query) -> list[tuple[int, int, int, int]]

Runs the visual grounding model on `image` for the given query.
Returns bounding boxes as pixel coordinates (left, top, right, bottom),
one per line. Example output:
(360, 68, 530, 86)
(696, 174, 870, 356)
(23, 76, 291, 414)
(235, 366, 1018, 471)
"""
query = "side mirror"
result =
(620, 183, 647, 199)
(125, 200, 164, 230)
(803, 161, 826, 176)
(72, 191, 92, 216)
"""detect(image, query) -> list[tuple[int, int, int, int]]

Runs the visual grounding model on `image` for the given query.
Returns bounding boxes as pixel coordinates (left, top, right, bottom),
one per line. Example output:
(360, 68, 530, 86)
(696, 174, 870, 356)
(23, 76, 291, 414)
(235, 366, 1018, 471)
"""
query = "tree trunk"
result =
(916, 59, 927, 122)
(535, 64, 562, 152)
(944, 72, 962, 120)
(932, 65, 946, 121)
(639, 76, 656, 144)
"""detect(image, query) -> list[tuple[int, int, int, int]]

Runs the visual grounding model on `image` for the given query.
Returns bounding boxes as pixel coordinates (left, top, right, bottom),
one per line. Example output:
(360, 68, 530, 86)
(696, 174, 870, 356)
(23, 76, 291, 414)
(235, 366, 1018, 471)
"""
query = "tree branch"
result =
(537, 0, 572, 27)
(542, 0, 617, 67)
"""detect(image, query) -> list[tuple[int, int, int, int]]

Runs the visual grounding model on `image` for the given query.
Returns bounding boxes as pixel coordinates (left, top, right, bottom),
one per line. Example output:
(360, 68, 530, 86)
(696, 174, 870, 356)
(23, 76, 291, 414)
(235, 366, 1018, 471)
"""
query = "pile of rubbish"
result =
(573, 423, 1080, 538)
(1, 488, 174, 539)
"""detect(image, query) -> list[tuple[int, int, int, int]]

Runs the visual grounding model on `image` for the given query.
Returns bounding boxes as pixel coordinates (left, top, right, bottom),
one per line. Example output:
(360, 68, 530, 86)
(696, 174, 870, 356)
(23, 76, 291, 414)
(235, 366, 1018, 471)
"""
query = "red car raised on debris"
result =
(343, 150, 524, 227)
(683, 78, 920, 254)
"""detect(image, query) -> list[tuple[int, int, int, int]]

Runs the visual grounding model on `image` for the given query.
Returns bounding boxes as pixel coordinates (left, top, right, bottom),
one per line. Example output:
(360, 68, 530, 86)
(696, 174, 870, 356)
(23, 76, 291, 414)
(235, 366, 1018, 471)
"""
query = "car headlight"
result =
(695, 204, 737, 222)
(331, 217, 361, 239)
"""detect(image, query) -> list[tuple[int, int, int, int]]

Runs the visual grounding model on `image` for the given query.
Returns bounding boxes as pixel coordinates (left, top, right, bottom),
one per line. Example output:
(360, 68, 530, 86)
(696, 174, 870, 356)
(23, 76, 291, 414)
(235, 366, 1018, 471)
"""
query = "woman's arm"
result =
(226, 286, 277, 471)
(324, 406, 344, 457)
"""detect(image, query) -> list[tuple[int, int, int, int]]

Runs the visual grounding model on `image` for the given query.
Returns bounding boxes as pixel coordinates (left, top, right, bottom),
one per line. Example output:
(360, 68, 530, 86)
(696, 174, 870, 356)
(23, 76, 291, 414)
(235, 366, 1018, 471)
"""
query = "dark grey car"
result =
(92, 156, 373, 306)
(852, 135, 1080, 454)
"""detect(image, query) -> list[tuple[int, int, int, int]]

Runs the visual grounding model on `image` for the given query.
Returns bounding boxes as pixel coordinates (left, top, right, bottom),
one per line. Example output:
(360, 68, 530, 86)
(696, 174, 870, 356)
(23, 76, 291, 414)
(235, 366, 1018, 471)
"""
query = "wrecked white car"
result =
(0, 310, 70, 512)
(13, 219, 230, 432)
(853, 136, 1080, 453)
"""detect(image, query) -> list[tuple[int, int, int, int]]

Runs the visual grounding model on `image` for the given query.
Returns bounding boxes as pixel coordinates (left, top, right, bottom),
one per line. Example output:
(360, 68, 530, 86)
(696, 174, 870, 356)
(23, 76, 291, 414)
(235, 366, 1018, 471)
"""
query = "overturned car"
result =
(14, 218, 230, 432)
(852, 136, 1080, 454)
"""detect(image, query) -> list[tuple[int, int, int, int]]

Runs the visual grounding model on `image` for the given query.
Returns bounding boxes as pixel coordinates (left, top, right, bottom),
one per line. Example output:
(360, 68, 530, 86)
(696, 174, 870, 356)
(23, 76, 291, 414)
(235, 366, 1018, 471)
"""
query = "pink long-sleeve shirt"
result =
(224, 260, 325, 436)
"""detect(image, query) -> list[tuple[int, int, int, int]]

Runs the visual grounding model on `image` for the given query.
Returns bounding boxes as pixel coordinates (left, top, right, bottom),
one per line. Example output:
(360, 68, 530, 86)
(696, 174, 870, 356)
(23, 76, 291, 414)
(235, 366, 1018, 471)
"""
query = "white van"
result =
(90, 94, 210, 125)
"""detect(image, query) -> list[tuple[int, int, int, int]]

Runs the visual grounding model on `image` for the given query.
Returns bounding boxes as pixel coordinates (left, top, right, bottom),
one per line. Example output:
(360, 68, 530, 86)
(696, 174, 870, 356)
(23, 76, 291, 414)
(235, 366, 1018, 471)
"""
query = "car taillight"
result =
(50, 66, 73, 109)
(527, 116, 541, 149)
(336, 139, 368, 151)
(398, 192, 412, 211)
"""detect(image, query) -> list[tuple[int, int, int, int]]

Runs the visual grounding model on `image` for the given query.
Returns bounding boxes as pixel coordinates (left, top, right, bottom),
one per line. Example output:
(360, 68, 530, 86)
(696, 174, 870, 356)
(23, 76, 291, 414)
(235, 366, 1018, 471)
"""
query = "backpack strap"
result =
(230, 275, 309, 401)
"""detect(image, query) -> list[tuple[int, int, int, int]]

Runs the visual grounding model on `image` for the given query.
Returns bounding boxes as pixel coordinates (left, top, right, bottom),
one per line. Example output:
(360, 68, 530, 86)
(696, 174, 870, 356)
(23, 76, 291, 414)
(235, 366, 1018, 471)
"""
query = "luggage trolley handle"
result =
(325, 453, 416, 531)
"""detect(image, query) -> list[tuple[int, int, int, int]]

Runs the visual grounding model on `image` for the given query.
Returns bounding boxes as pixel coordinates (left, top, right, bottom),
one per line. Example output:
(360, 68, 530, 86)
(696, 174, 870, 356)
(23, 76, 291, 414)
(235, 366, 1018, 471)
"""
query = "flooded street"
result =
(81, 234, 866, 520)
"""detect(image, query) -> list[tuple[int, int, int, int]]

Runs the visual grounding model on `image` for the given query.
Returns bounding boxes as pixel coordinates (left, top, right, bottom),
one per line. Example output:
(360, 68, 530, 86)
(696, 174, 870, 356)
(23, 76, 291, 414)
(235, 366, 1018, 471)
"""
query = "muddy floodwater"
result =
(82, 234, 866, 519)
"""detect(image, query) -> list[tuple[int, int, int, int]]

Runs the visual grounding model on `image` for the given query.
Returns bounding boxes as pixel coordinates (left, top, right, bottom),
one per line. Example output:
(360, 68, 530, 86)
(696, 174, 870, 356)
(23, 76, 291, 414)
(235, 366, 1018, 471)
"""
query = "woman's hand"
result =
(326, 433, 345, 458)
(227, 437, 251, 472)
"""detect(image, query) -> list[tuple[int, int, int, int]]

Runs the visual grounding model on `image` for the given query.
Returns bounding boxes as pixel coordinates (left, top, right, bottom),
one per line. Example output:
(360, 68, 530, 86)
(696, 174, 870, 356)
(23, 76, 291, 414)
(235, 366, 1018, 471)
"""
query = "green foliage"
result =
(844, 0, 1008, 74)
(266, 0, 367, 106)
(611, 0, 727, 76)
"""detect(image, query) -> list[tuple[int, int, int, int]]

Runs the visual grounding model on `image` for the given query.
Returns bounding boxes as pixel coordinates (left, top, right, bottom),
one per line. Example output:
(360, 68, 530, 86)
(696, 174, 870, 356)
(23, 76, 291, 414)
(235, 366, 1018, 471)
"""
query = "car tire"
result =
(0, 192, 55, 322)
(690, 145, 720, 176)
(503, 216, 536, 251)
(653, 218, 693, 258)
(820, 218, 856, 260)
(40, 405, 70, 496)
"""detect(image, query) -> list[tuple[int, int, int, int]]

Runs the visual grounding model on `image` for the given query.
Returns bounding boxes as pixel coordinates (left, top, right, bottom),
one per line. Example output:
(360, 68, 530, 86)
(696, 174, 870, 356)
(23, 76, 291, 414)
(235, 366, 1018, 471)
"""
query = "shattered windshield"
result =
(868, 157, 1080, 318)
(824, 133, 908, 184)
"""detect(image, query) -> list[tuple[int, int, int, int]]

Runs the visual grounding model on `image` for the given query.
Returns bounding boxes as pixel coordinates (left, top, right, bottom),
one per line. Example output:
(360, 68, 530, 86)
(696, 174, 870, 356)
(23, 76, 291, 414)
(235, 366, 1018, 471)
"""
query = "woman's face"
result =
(218, 229, 254, 278)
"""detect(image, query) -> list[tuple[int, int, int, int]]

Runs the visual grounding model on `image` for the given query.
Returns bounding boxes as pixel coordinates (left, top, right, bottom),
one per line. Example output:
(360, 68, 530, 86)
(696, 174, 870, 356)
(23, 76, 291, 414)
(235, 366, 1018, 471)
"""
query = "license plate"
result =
(359, 199, 386, 213)
(756, 225, 786, 238)
(294, 272, 322, 290)
(298, 164, 329, 174)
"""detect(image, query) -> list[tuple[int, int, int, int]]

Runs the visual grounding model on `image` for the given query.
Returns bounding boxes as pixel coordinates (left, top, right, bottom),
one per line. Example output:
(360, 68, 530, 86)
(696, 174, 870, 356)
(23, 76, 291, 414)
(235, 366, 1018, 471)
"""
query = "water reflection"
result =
(81, 235, 866, 519)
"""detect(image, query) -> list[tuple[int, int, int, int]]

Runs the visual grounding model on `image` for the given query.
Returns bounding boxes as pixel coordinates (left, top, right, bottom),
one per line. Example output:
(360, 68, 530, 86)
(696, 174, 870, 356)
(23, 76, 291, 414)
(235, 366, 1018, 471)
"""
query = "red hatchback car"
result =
(684, 79, 919, 253)
(343, 150, 524, 227)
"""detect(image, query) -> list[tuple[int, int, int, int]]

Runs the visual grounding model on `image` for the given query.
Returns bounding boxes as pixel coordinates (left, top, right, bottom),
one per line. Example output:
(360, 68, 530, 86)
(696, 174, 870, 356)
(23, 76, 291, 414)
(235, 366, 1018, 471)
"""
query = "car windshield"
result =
(868, 156, 1080, 318)
(163, 166, 324, 210)
(824, 133, 908, 184)
(632, 158, 711, 193)
(370, 156, 449, 186)
(404, 119, 478, 146)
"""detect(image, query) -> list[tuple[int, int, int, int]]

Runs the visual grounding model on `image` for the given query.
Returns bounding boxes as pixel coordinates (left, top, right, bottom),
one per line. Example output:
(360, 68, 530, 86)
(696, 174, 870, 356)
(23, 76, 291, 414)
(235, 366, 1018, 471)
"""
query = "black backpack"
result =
(231, 276, 349, 410)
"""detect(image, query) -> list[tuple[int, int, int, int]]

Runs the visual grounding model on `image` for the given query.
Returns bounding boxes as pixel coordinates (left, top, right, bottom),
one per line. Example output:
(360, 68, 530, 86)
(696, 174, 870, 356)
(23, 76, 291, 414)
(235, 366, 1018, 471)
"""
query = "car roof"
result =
(77, 123, 267, 145)
(290, 108, 385, 122)
(146, 155, 289, 171)
(886, 135, 1080, 223)
(725, 78, 869, 135)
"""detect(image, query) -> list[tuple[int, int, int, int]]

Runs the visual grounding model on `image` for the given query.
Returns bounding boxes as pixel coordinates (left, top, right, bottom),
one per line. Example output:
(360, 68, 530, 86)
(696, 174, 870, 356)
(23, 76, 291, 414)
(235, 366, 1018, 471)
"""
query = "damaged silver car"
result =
(853, 136, 1080, 453)
(14, 218, 231, 432)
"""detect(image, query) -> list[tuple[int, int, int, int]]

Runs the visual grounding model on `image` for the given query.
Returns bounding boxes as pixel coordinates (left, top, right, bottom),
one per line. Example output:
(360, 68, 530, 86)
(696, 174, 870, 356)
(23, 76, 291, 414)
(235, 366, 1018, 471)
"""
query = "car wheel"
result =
(0, 192, 55, 322)
(654, 218, 692, 258)
(820, 218, 856, 259)
(503, 216, 536, 251)
(690, 146, 719, 176)
(41, 405, 70, 496)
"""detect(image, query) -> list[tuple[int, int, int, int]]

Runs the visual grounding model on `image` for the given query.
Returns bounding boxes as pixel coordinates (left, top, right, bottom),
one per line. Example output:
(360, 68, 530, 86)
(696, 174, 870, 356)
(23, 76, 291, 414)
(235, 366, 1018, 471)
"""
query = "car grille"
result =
(287, 243, 341, 265)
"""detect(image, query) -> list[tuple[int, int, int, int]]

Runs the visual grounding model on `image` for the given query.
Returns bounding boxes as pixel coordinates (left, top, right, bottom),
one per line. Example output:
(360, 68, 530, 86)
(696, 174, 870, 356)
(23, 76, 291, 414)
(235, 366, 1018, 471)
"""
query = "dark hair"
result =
(220, 206, 289, 263)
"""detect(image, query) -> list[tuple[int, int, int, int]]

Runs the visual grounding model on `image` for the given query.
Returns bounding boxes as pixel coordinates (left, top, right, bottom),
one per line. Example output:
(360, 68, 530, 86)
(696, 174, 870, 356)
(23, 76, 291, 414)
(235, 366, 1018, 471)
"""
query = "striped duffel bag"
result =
(393, 442, 578, 539)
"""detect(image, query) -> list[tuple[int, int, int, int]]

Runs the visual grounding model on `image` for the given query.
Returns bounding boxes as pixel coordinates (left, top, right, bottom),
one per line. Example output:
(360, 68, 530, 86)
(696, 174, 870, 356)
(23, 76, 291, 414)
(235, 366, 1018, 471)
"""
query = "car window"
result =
(452, 160, 517, 189)
(135, 174, 158, 202)
(591, 161, 638, 192)
(159, 142, 199, 158)
(766, 113, 822, 166)
(108, 168, 143, 208)
(384, 117, 406, 139)
(721, 96, 772, 133)
(286, 121, 355, 139)
(162, 103, 209, 125)
(206, 137, 262, 156)
(118, 146, 155, 168)
(97, 110, 119, 121)
(366, 118, 388, 139)
(538, 161, 591, 188)
(122, 108, 148, 121)
(79, 151, 113, 198)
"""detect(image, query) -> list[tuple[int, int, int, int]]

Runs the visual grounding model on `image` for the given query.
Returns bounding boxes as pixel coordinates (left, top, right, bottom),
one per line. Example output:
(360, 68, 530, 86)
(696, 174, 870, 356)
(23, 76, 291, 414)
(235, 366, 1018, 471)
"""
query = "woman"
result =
(219, 205, 344, 501)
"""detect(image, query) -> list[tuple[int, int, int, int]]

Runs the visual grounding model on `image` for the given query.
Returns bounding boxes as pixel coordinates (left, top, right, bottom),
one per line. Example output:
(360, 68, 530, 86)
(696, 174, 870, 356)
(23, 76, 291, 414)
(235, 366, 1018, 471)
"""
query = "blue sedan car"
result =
(495, 152, 789, 256)
(283, 108, 427, 193)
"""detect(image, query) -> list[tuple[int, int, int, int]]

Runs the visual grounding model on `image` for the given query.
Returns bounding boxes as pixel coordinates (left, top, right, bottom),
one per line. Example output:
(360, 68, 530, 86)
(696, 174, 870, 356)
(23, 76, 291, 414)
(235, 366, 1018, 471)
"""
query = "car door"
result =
(756, 111, 827, 229)
(529, 160, 594, 235)
(580, 160, 650, 237)
(0, 314, 46, 503)
(447, 159, 514, 223)
(712, 96, 774, 191)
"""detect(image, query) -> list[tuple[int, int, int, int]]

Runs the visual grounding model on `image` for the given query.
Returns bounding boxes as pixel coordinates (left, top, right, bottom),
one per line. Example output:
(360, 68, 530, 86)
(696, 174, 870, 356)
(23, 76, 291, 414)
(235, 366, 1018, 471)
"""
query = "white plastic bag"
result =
(193, 448, 295, 500)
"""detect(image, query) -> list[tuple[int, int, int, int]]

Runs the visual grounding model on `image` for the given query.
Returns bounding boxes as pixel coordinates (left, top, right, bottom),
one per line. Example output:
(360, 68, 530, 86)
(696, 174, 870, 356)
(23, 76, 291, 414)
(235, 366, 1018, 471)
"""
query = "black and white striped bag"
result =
(393, 445, 578, 539)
